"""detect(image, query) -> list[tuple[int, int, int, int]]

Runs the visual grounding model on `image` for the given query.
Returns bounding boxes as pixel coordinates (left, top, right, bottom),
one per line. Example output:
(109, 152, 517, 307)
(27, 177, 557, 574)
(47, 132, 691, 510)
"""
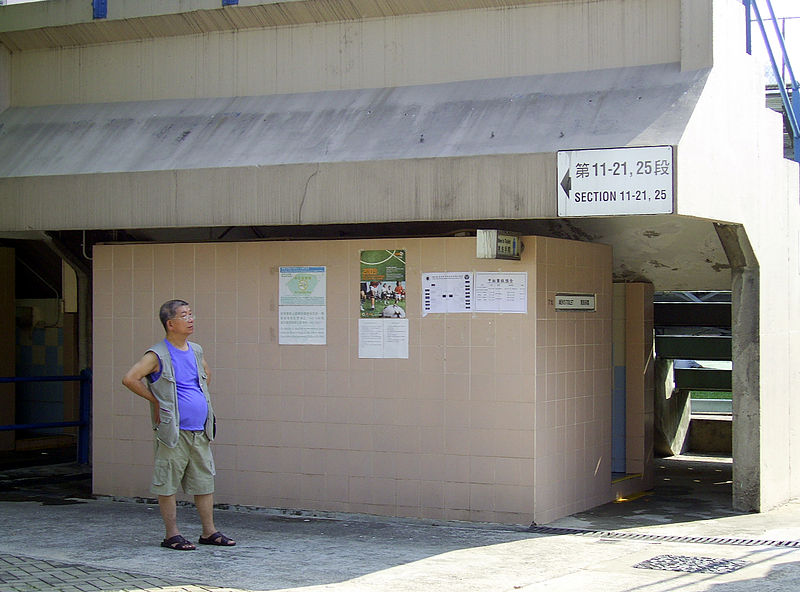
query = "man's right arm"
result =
(122, 351, 161, 423)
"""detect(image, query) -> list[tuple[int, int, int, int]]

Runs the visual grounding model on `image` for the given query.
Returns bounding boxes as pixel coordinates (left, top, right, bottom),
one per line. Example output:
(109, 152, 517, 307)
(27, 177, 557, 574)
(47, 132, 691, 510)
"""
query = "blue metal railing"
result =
(0, 369, 92, 464)
(745, 0, 800, 161)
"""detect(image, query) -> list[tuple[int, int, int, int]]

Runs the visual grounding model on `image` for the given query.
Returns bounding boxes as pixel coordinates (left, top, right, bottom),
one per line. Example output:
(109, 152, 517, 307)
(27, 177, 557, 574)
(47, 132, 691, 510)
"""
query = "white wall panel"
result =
(153, 36, 201, 101)
(199, 32, 237, 99)
(237, 27, 278, 98)
(12, 48, 59, 105)
(81, 43, 141, 104)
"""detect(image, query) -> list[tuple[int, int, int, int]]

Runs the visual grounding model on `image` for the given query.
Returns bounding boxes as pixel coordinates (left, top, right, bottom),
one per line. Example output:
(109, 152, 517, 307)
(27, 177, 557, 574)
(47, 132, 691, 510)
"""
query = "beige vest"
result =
(146, 340, 215, 447)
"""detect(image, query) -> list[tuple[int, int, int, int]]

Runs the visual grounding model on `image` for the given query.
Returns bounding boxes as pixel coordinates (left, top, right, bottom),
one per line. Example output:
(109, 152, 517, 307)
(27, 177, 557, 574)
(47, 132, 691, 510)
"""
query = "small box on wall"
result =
(476, 230, 522, 260)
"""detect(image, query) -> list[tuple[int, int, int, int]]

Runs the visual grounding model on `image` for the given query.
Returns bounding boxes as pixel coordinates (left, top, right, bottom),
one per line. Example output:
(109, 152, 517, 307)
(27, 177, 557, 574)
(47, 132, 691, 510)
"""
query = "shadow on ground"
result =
(0, 447, 91, 505)
(551, 453, 741, 531)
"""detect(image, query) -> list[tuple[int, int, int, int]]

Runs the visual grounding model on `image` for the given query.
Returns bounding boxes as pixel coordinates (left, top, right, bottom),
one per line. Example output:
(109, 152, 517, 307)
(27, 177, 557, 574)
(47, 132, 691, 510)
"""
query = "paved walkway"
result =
(0, 553, 226, 592)
(1, 455, 800, 591)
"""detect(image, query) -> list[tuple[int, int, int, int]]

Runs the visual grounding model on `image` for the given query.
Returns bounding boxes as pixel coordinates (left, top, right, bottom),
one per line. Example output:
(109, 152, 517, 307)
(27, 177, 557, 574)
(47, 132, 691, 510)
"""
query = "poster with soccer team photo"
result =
(358, 249, 408, 359)
(359, 249, 407, 319)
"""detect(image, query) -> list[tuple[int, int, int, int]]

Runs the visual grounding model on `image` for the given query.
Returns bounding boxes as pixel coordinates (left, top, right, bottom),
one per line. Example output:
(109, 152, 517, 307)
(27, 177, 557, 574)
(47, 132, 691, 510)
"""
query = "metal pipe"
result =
(40, 232, 92, 371)
(746, 0, 752, 55)
(0, 421, 83, 431)
(0, 375, 83, 383)
(795, 88, 800, 162)
(764, 0, 798, 90)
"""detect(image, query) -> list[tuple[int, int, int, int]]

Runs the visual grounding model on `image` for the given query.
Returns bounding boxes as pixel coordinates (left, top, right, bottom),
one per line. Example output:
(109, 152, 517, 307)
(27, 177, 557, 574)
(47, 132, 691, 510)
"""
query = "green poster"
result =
(360, 250, 406, 319)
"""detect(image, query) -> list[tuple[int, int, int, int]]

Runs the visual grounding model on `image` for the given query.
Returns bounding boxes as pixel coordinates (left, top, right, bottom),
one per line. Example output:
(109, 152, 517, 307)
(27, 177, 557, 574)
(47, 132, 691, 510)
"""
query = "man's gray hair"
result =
(159, 299, 189, 331)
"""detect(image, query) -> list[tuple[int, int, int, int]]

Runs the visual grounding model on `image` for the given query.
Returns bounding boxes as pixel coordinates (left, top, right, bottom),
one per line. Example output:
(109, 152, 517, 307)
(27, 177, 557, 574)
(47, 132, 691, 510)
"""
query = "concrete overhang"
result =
(0, 0, 547, 52)
(0, 62, 703, 176)
(0, 62, 731, 290)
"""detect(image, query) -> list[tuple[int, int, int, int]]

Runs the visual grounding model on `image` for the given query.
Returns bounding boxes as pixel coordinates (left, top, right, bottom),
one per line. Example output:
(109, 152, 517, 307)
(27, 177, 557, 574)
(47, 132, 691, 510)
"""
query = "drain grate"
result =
(634, 554, 748, 574)
(528, 525, 800, 549)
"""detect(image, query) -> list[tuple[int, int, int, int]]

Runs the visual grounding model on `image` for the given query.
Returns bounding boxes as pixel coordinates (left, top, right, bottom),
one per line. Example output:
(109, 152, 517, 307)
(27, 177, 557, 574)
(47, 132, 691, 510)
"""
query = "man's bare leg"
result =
(196, 493, 235, 545)
(158, 494, 180, 539)
(195, 493, 217, 538)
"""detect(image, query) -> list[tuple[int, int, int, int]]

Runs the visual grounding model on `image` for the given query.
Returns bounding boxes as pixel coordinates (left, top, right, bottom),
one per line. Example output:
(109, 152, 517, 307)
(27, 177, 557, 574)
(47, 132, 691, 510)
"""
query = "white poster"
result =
(422, 272, 473, 316)
(474, 272, 528, 314)
(358, 319, 409, 359)
(279, 266, 326, 345)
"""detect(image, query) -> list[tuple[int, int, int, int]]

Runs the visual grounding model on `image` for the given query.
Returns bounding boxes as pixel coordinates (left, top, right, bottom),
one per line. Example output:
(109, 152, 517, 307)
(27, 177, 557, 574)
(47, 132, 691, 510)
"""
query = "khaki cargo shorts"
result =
(151, 430, 216, 496)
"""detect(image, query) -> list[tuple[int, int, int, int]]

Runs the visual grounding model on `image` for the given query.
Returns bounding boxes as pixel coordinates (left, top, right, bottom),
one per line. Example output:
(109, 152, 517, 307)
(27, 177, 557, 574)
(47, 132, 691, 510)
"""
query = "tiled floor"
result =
(0, 554, 240, 592)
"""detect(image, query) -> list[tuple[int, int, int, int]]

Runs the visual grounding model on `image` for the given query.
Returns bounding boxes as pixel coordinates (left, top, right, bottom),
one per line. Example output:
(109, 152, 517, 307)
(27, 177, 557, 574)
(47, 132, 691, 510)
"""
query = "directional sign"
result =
(557, 146, 674, 216)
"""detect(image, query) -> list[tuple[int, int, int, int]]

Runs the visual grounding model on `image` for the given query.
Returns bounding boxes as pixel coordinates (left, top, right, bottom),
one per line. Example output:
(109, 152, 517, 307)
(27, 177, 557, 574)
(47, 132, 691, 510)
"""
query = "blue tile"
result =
(32, 329, 46, 346)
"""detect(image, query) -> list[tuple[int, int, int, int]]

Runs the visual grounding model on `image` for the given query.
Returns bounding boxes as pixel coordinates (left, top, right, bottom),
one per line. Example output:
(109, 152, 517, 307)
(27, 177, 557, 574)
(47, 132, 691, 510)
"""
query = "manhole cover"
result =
(634, 554, 748, 574)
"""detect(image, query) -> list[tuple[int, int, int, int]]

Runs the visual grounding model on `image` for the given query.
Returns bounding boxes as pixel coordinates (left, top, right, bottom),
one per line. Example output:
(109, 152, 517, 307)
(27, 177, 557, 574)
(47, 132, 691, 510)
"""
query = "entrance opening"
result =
(0, 241, 85, 468)
(653, 291, 732, 461)
(647, 291, 734, 517)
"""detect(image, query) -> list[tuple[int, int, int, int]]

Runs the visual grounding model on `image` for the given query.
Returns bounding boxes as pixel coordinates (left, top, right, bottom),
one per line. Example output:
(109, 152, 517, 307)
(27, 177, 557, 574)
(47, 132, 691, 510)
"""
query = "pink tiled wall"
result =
(92, 236, 612, 525)
(532, 237, 614, 523)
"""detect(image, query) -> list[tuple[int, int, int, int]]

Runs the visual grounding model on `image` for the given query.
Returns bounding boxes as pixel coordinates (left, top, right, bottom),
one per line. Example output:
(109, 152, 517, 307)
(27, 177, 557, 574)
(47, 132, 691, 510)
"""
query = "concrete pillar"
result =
(0, 44, 9, 112)
(715, 223, 760, 512)
(0, 247, 15, 451)
(653, 358, 691, 457)
(624, 283, 655, 489)
(681, 0, 713, 71)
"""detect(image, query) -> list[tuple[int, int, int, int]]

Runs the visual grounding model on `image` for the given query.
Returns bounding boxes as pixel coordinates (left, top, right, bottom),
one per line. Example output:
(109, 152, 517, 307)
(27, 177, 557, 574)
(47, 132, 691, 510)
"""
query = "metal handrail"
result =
(0, 369, 92, 464)
(745, 0, 800, 161)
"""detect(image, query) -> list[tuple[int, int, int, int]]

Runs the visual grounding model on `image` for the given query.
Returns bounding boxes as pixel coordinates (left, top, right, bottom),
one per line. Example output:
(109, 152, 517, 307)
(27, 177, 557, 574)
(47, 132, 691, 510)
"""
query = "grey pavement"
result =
(2, 455, 800, 591)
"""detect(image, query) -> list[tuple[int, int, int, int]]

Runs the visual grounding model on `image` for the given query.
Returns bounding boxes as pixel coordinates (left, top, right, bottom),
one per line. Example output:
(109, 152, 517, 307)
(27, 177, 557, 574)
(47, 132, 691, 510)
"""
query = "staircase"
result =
(654, 293, 732, 411)
(746, 0, 800, 162)
(654, 292, 733, 454)
(766, 85, 797, 160)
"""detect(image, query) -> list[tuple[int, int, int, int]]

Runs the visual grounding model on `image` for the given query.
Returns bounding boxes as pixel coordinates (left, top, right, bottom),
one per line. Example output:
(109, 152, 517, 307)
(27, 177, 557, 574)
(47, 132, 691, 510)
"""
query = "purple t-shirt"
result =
(151, 340, 208, 431)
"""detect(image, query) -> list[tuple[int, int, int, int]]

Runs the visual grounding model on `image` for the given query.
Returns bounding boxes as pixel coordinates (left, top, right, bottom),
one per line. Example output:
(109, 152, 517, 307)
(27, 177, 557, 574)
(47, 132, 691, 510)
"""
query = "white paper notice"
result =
(422, 272, 473, 316)
(279, 266, 326, 345)
(473, 272, 528, 313)
(279, 309, 326, 344)
(358, 318, 409, 358)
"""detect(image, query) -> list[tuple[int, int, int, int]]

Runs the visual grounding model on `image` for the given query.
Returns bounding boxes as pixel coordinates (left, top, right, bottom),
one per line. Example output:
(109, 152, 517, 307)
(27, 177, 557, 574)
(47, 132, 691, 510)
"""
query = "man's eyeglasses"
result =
(172, 313, 194, 321)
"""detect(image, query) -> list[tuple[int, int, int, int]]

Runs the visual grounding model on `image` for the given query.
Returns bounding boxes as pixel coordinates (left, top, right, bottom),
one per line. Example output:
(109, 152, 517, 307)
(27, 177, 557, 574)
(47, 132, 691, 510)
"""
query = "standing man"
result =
(122, 299, 235, 550)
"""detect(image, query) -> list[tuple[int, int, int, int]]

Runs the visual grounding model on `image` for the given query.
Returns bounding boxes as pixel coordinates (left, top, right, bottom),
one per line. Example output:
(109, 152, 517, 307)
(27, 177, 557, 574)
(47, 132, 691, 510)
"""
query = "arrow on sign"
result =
(560, 169, 571, 197)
